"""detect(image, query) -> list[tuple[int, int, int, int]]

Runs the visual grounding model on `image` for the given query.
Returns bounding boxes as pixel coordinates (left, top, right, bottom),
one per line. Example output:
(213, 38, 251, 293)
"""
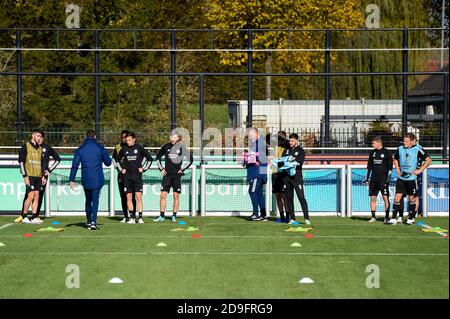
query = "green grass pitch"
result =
(0, 216, 448, 299)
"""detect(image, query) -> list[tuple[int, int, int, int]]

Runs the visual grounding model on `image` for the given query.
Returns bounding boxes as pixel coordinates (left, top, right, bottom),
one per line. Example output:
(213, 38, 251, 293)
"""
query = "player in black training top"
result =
(282, 133, 310, 225)
(154, 131, 193, 223)
(363, 136, 393, 223)
(112, 130, 136, 223)
(116, 132, 153, 224)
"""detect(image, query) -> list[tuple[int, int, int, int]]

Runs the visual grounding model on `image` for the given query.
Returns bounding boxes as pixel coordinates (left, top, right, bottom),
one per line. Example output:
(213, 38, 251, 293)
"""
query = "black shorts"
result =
(272, 173, 285, 194)
(26, 176, 43, 193)
(395, 178, 419, 196)
(161, 175, 182, 193)
(123, 177, 143, 194)
(369, 179, 389, 197)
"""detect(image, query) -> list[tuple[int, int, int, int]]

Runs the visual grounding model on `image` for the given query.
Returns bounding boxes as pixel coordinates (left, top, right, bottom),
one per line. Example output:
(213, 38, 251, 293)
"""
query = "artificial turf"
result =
(0, 216, 448, 299)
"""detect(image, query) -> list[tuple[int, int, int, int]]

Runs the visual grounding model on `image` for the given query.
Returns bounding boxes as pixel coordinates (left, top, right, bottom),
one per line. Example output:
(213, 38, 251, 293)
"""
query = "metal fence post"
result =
(45, 174, 51, 218)
(199, 74, 205, 163)
(171, 29, 177, 131)
(200, 164, 206, 216)
(265, 169, 271, 217)
(16, 29, 23, 145)
(340, 166, 346, 217)
(324, 29, 331, 147)
(191, 165, 197, 216)
(346, 165, 353, 217)
(402, 28, 409, 135)
(422, 167, 428, 217)
(247, 29, 253, 128)
(109, 164, 115, 217)
(443, 74, 448, 159)
(94, 30, 101, 139)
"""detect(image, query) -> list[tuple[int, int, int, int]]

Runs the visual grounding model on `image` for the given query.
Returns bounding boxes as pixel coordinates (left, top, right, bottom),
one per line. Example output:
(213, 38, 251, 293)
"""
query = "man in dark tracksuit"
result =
(155, 132, 193, 223)
(116, 132, 153, 224)
(69, 130, 112, 230)
(17, 129, 46, 224)
(363, 136, 392, 223)
(282, 133, 310, 225)
(112, 130, 136, 223)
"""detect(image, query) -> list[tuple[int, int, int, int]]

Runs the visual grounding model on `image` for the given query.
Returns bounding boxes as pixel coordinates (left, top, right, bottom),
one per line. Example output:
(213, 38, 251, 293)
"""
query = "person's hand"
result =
(44, 170, 49, 177)
(41, 176, 47, 185)
(161, 169, 167, 176)
(24, 176, 30, 186)
(363, 179, 369, 185)
(138, 168, 144, 173)
(412, 169, 421, 175)
(121, 169, 126, 175)
(69, 182, 76, 190)
(178, 169, 184, 175)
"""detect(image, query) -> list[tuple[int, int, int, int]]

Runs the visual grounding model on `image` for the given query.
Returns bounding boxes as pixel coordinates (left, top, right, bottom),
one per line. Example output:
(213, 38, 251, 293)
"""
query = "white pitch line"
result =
(0, 223, 13, 230)
(0, 251, 447, 257)
(0, 234, 444, 239)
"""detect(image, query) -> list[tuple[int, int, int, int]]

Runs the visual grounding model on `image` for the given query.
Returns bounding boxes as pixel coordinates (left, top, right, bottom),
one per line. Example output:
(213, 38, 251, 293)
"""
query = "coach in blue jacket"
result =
(69, 130, 112, 230)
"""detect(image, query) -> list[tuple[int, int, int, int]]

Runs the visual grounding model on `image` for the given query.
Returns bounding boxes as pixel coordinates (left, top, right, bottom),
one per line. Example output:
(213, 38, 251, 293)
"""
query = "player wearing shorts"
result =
(363, 136, 392, 223)
(282, 133, 310, 225)
(116, 132, 153, 224)
(388, 133, 432, 225)
(154, 131, 193, 223)
(112, 130, 136, 223)
(17, 132, 60, 223)
(18, 129, 47, 224)
(267, 131, 289, 222)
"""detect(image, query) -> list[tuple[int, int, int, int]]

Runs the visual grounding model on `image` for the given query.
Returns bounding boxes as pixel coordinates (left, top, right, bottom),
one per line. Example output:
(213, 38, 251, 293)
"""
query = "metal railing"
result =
(1, 162, 447, 217)
(0, 27, 448, 158)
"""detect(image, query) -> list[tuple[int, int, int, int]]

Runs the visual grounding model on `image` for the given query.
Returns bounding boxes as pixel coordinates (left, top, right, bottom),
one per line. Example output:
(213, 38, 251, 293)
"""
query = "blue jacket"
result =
(69, 137, 112, 189)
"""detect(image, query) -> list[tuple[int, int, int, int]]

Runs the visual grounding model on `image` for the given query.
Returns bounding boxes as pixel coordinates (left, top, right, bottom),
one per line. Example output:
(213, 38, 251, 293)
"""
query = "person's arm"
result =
(385, 149, 393, 183)
(414, 148, 432, 175)
(364, 151, 373, 183)
(156, 145, 166, 172)
(289, 147, 304, 166)
(46, 146, 61, 174)
(18, 144, 30, 186)
(101, 146, 112, 167)
(18, 144, 28, 177)
(393, 148, 401, 177)
(141, 146, 153, 171)
(69, 149, 81, 189)
(112, 146, 120, 171)
(180, 144, 193, 173)
(115, 148, 125, 172)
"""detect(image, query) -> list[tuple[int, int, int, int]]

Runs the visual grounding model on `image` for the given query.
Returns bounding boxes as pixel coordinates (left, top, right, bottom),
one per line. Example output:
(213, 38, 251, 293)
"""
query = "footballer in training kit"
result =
(112, 130, 137, 223)
(155, 132, 193, 223)
(116, 132, 153, 224)
(364, 136, 392, 223)
(388, 133, 432, 225)
(282, 133, 311, 225)
(18, 129, 47, 224)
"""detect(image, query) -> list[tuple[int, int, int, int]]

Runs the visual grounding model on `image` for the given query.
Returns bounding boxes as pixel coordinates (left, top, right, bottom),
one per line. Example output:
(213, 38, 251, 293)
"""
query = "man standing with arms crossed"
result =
(69, 130, 112, 230)
(363, 136, 392, 223)
(388, 133, 432, 225)
(116, 132, 153, 224)
(112, 130, 136, 223)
